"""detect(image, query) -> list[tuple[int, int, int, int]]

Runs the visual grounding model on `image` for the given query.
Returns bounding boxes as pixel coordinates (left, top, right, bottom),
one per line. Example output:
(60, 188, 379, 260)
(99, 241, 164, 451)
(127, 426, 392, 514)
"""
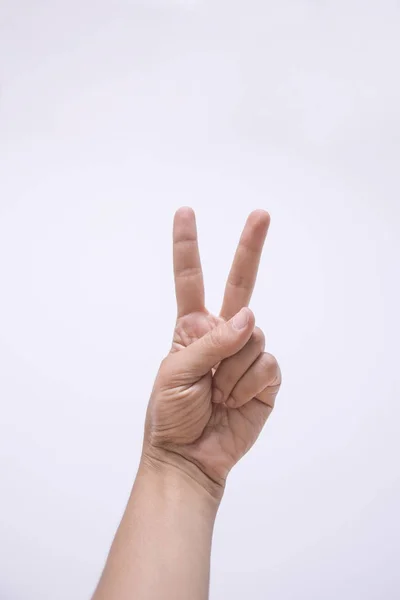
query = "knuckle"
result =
(160, 355, 170, 369)
(157, 354, 182, 387)
(261, 352, 280, 378)
(175, 265, 202, 279)
(156, 357, 172, 385)
(251, 327, 265, 350)
(158, 356, 170, 376)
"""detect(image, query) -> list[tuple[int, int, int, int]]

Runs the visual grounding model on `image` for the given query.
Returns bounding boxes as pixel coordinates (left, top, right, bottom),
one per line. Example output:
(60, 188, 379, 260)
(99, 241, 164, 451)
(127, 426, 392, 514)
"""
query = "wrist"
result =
(139, 447, 225, 509)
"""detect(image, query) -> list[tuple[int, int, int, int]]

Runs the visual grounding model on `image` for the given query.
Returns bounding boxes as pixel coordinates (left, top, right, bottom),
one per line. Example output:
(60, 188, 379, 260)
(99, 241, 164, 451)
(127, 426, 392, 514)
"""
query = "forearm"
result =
(92, 458, 222, 600)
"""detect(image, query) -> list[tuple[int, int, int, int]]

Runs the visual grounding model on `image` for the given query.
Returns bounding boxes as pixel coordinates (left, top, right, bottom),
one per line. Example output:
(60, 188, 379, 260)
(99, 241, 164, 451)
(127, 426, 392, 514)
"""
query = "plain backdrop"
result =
(1, 1, 399, 599)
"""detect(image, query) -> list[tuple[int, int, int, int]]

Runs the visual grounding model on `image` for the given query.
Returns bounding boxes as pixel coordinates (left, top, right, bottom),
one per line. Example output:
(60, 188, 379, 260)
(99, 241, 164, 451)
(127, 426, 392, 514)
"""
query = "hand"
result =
(142, 207, 281, 497)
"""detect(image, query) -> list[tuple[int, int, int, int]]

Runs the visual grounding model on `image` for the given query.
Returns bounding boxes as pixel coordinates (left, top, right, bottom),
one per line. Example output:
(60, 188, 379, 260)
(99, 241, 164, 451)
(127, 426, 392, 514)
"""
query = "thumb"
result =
(174, 307, 255, 378)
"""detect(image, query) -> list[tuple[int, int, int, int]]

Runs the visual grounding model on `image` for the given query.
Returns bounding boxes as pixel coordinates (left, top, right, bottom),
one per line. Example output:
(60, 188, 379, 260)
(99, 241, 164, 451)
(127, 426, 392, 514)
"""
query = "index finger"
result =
(173, 207, 205, 317)
(220, 210, 270, 320)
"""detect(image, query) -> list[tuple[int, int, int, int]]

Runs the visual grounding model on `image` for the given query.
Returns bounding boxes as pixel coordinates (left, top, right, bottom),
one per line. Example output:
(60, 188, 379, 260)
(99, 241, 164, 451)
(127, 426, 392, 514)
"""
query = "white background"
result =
(1, 1, 399, 599)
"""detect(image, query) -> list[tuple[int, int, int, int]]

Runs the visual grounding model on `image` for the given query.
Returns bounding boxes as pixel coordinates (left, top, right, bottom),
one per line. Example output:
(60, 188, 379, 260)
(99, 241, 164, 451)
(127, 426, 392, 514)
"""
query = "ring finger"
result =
(225, 352, 281, 409)
(211, 327, 265, 404)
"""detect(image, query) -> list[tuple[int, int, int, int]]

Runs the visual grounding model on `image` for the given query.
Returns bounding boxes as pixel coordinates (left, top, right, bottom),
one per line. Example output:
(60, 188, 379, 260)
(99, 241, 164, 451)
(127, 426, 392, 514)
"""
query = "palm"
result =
(170, 310, 272, 481)
(172, 310, 222, 353)
(158, 208, 274, 482)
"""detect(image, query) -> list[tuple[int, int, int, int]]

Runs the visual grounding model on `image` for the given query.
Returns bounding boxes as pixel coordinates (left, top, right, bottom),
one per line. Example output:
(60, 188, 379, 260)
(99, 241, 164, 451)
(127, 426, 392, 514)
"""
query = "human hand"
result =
(142, 208, 281, 498)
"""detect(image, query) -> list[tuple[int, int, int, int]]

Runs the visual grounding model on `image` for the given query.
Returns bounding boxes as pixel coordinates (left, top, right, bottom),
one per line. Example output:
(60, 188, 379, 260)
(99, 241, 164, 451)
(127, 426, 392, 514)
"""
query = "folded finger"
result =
(211, 327, 265, 404)
(226, 352, 281, 409)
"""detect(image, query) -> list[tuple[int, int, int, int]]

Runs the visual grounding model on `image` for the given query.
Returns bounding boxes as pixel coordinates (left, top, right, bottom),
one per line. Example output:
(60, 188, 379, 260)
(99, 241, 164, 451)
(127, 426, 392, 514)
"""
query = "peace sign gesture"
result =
(143, 208, 281, 497)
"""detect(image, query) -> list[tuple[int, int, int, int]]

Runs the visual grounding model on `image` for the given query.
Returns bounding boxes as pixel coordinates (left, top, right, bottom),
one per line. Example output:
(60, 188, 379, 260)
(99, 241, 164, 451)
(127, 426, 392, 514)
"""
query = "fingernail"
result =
(232, 307, 250, 330)
(212, 388, 224, 404)
(226, 396, 236, 408)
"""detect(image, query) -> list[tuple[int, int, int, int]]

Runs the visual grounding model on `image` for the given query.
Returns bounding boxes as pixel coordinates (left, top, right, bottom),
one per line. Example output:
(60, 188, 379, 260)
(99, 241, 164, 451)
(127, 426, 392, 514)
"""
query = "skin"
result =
(92, 207, 281, 600)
